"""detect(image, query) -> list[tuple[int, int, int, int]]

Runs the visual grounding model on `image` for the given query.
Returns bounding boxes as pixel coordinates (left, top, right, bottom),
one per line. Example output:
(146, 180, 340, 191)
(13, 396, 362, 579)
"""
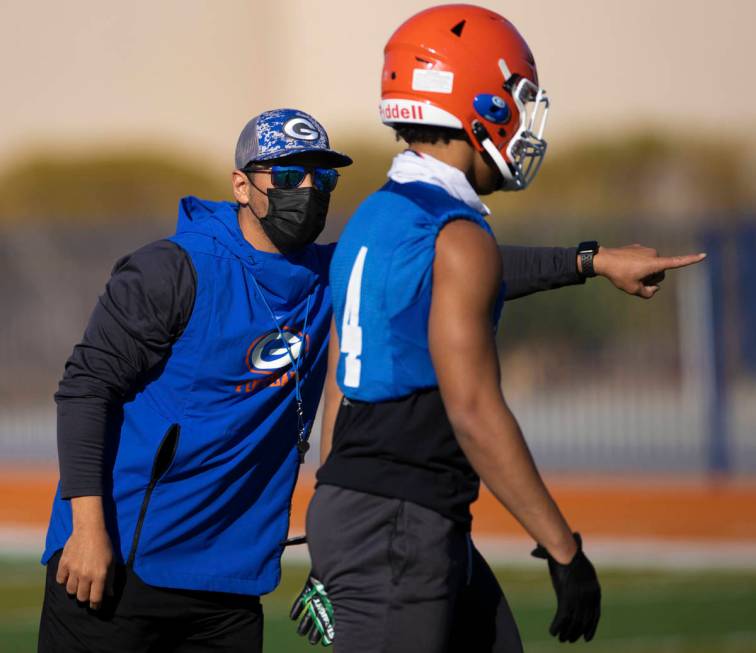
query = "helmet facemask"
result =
(475, 77, 549, 191)
(505, 77, 550, 190)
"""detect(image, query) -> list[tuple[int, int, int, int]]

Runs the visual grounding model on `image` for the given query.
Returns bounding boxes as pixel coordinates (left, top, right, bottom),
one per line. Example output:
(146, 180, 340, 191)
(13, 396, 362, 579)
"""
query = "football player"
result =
(298, 6, 704, 652)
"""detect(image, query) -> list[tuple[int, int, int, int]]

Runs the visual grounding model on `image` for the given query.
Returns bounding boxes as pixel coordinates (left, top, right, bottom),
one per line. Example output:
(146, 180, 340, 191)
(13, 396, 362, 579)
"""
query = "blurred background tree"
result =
(0, 150, 226, 224)
(3, 130, 751, 227)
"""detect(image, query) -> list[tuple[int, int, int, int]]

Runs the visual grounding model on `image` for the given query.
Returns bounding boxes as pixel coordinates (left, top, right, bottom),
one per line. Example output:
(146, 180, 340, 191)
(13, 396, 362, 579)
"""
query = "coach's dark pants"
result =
(307, 485, 524, 653)
(38, 551, 263, 653)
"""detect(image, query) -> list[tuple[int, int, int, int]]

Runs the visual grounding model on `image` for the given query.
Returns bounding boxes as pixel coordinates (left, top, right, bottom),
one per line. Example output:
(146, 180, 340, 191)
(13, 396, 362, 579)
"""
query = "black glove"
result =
(290, 572, 334, 646)
(531, 532, 601, 643)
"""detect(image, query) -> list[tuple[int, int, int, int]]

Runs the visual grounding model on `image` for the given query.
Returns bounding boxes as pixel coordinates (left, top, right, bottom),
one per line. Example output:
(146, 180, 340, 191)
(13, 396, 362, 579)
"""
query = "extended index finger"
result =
(652, 252, 706, 272)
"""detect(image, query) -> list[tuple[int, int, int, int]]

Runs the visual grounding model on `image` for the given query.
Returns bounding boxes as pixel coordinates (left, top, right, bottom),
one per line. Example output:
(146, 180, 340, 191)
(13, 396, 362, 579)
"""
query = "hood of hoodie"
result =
(175, 196, 328, 308)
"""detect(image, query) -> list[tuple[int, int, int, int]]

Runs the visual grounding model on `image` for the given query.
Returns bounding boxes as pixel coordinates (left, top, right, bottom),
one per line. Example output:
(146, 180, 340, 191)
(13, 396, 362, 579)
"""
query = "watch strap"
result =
(579, 251, 596, 278)
(577, 241, 599, 278)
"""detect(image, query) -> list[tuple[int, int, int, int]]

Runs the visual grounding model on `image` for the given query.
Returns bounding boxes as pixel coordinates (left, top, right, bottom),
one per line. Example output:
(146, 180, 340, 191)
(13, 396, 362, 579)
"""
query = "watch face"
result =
(578, 240, 599, 254)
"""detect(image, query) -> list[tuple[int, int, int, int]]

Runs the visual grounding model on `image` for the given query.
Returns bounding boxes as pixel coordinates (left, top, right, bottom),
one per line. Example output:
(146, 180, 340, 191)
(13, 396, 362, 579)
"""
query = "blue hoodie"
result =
(43, 197, 334, 595)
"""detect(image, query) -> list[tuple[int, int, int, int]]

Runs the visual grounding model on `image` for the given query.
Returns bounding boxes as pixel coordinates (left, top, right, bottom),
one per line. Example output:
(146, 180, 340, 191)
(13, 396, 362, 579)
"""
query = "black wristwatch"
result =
(577, 241, 600, 278)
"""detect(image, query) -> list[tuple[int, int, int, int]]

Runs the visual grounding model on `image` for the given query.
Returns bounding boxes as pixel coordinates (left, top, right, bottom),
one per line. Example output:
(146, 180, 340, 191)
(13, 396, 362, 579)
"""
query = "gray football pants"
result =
(307, 485, 524, 653)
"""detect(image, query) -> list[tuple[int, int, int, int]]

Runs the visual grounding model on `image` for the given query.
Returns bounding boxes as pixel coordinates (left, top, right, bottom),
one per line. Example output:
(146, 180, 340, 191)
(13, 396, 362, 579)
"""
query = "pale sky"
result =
(1, 0, 755, 168)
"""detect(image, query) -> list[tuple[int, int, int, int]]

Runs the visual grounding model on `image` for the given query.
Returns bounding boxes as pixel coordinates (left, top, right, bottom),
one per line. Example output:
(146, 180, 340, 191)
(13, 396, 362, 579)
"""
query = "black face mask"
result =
(255, 187, 330, 253)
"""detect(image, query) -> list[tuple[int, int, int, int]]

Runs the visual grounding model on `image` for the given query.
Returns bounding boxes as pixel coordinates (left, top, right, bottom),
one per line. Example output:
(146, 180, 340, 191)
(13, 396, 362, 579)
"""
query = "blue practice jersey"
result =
(330, 180, 505, 402)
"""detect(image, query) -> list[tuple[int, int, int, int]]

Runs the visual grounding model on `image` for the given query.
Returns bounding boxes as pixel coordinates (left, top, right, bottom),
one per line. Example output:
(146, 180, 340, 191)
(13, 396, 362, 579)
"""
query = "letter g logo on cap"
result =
(283, 118, 320, 141)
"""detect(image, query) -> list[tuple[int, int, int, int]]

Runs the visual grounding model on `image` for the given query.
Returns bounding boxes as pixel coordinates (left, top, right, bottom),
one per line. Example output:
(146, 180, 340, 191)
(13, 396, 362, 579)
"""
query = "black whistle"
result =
(297, 439, 310, 463)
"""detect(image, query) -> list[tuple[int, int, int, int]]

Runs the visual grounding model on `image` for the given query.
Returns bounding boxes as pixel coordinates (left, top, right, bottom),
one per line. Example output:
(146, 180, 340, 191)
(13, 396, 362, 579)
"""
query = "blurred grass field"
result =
(2, 558, 755, 653)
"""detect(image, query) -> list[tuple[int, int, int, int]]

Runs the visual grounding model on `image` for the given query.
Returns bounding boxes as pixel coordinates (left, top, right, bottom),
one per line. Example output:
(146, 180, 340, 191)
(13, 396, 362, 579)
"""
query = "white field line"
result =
(4, 525, 756, 570)
(0, 524, 45, 557)
(473, 536, 756, 569)
(282, 534, 756, 569)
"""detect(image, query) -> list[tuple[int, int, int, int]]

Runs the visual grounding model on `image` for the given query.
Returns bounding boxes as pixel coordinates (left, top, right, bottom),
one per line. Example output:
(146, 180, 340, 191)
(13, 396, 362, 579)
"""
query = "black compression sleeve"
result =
(55, 240, 196, 498)
(499, 245, 585, 300)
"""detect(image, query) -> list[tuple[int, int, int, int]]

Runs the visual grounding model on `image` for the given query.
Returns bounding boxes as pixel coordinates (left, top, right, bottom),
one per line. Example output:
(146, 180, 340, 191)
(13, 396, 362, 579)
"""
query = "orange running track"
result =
(2, 467, 756, 542)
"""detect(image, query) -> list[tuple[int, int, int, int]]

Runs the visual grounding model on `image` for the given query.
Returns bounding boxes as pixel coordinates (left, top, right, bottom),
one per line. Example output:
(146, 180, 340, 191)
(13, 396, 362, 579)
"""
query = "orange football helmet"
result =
(380, 4, 549, 191)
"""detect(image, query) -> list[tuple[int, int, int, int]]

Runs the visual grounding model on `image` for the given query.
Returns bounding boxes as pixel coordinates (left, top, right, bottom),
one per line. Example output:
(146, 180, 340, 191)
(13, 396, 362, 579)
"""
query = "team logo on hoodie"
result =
(236, 327, 310, 394)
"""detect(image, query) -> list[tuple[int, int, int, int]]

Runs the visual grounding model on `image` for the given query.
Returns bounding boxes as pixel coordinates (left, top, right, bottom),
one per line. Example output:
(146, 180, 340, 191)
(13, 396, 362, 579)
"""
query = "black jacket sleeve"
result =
(55, 239, 196, 499)
(500, 245, 585, 300)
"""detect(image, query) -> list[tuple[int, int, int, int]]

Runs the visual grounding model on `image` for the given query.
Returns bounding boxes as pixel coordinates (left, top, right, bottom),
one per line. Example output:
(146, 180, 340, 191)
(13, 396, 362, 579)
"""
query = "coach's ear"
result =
(232, 169, 252, 205)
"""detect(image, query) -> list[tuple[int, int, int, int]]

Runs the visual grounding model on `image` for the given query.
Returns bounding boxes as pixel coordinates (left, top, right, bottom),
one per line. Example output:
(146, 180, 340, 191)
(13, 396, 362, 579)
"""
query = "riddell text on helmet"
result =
(379, 102, 425, 122)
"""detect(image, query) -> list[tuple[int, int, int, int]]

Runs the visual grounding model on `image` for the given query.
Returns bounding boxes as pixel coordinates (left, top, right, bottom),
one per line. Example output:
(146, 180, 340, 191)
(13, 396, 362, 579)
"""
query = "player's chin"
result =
(475, 151, 506, 195)
(476, 174, 503, 196)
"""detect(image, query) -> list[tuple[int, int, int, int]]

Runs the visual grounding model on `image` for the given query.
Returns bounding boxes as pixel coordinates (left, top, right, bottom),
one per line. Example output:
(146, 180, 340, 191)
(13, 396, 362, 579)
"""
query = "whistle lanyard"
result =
(249, 274, 312, 464)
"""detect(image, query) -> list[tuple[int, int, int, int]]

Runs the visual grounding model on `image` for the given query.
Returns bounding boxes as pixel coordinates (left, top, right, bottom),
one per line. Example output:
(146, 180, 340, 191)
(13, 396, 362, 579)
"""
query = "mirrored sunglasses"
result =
(245, 165, 340, 193)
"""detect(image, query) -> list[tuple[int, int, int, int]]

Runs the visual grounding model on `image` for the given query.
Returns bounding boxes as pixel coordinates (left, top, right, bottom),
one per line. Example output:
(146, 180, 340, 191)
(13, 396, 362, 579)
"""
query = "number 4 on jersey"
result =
(341, 246, 368, 388)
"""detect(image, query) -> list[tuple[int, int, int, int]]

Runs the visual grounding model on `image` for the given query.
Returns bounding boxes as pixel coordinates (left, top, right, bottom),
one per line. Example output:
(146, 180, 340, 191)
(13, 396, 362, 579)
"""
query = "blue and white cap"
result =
(235, 108, 353, 169)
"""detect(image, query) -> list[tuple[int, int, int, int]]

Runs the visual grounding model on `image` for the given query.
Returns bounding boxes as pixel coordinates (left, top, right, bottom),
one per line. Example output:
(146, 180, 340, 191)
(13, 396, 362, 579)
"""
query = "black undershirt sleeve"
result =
(55, 239, 196, 499)
(499, 245, 585, 300)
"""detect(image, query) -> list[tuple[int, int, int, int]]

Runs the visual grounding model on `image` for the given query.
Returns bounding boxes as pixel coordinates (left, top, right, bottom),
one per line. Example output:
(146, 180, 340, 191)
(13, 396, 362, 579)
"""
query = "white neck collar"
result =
(387, 150, 490, 216)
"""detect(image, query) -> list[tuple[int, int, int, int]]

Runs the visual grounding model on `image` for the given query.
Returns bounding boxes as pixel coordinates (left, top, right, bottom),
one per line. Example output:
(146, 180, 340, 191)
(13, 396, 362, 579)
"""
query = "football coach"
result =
(38, 108, 352, 652)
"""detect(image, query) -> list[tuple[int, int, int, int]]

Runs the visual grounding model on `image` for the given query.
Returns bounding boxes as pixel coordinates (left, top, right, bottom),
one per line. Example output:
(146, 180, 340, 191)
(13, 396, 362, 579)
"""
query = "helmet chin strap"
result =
(471, 120, 522, 191)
